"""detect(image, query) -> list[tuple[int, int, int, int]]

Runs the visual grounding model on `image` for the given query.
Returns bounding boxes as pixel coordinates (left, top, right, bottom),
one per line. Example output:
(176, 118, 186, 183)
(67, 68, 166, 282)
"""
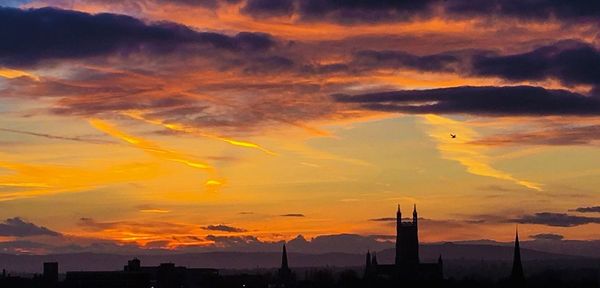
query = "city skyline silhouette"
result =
(1, 0, 599, 287)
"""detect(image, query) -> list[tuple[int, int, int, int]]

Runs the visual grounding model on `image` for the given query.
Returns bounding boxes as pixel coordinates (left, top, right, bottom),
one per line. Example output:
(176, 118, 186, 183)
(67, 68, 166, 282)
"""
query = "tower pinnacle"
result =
(413, 204, 418, 223)
(281, 243, 289, 270)
(511, 227, 525, 286)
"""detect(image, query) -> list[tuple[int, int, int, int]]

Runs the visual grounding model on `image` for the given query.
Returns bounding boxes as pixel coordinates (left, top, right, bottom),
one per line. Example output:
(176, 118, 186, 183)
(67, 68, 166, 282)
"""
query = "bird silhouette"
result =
(450, 134, 456, 138)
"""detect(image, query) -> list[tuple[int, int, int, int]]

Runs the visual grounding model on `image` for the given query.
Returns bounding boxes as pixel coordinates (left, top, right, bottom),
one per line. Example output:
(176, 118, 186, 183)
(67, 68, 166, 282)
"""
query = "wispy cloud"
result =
(89, 119, 228, 192)
(89, 119, 213, 170)
(422, 114, 542, 191)
(0, 67, 39, 80)
(0, 127, 112, 144)
(123, 110, 277, 155)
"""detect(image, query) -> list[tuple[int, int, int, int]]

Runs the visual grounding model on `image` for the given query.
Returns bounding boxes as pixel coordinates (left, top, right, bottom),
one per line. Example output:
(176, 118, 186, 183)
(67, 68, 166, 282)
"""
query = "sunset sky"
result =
(1, 0, 599, 254)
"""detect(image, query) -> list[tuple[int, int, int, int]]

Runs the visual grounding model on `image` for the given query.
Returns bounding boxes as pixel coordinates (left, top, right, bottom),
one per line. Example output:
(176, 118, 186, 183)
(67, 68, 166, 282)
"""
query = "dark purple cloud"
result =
(0, 217, 61, 237)
(295, 0, 435, 23)
(0, 6, 275, 67)
(471, 41, 600, 86)
(201, 224, 247, 233)
(350, 50, 460, 72)
(511, 212, 600, 227)
(369, 217, 396, 222)
(529, 233, 564, 241)
(242, 0, 295, 17)
(334, 85, 600, 116)
(572, 206, 600, 213)
(240, 0, 600, 23)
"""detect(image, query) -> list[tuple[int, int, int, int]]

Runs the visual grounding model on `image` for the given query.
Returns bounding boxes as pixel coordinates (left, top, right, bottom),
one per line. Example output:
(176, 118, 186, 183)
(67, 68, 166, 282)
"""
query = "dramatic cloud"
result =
(202, 224, 247, 233)
(0, 217, 61, 237)
(242, 0, 295, 17)
(0, 6, 275, 67)
(335, 86, 600, 116)
(529, 233, 564, 241)
(572, 206, 600, 213)
(294, 0, 436, 24)
(240, 0, 600, 23)
(472, 41, 600, 87)
(512, 212, 600, 227)
(350, 50, 460, 72)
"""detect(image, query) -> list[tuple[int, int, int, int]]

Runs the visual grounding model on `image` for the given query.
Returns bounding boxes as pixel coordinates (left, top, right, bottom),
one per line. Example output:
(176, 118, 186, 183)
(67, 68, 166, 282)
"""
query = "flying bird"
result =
(450, 134, 456, 138)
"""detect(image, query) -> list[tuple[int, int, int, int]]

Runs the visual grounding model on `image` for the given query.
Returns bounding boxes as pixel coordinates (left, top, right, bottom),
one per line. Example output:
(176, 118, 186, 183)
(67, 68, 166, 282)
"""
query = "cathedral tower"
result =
(395, 204, 419, 268)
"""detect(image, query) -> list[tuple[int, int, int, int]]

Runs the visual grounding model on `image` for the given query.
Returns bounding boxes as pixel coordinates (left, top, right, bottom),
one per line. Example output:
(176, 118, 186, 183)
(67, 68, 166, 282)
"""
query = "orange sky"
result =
(0, 0, 599, 253)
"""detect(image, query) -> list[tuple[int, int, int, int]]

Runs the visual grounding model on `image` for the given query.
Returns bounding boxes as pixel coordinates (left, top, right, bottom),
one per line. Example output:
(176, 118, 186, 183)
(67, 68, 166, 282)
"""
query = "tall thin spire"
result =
(412, 204, 418, 223)
(278, 243, 293, 285)
(511, 227, 525, 285)
(281, 243, 289, 270)
(395, 204, 401, 266)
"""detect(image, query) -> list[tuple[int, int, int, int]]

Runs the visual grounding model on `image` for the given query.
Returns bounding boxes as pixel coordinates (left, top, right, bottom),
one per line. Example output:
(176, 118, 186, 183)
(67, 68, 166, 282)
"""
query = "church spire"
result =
(511, 227, 525, 285)
(395, 204, 401, 266)
(281, 243, 289, 270)
(278, 243, 293, 286)
(413, 204, 418, 223)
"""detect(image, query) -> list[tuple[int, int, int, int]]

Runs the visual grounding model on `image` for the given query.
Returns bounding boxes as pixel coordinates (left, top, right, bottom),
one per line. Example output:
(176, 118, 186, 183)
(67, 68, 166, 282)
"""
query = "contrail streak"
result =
(0, 128, 113, 144)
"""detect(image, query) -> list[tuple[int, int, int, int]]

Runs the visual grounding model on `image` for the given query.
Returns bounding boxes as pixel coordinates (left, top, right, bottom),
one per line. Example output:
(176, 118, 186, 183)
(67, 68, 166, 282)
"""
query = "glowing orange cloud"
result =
(0, 67, 39, 81)
(122, 111, 277, 155)
(89, 118, 213, 170)
(139, 209, 171, 213)
(422, 114, 542, 191)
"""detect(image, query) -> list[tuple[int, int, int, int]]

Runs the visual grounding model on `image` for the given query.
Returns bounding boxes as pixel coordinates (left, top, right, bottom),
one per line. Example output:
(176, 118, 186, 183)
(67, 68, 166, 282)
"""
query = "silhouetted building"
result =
(510, 228, 526, 287)
(64, 259, 219, 288)
(124, 258, 141, 272)
(276, 243, 295, 287)
(396, 204, 419, 269)
(364, 250, 372, 279)
(43, 262, 59, 287)
(365, 204, 443, 284)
